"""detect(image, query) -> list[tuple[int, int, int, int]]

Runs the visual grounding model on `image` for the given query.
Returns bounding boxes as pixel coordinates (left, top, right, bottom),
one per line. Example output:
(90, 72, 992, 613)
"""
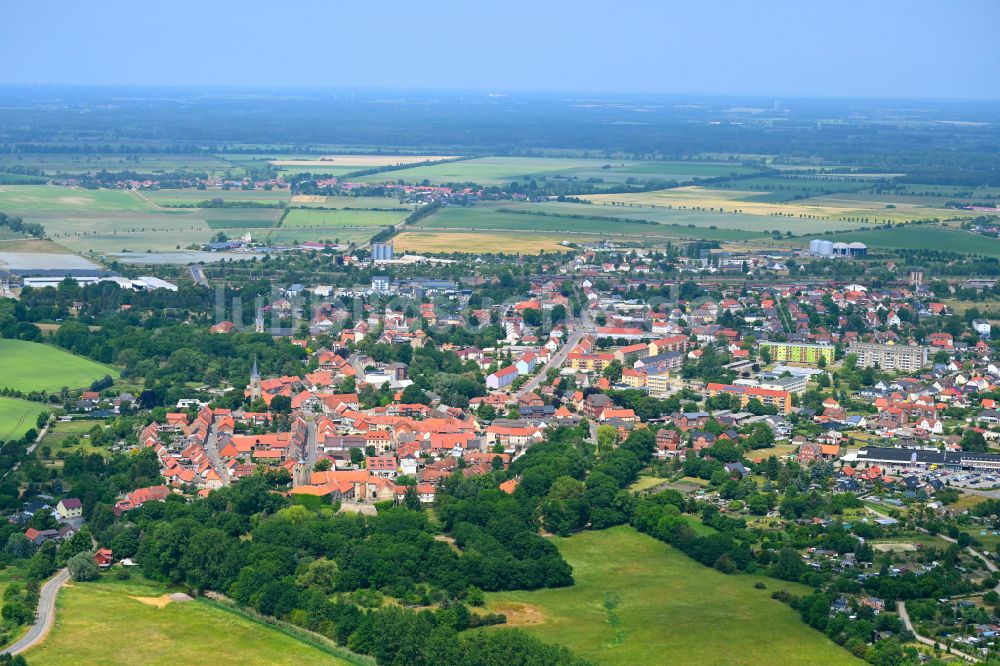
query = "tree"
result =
(961, 429, 988, 453)
(67, 550, 99, 581)
(404, 485, 421, 511)
(596, 425, 619, 453)
(602, 360, 623, 384)
(541, 476, 589, 536)
(770, 546, 805, 582)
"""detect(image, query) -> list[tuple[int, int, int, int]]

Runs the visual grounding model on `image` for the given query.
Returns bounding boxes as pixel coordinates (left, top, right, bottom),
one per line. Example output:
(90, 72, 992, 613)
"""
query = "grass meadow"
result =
(0, 397, 47, 441)
(26, 576, 356, 666)
(484, 526, 859, 666)
(0, 339, 115, 393)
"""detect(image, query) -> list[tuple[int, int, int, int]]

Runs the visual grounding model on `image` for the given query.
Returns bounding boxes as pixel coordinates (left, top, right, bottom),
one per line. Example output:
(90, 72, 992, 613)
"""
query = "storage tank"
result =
(817, 240, 834, 256)
(809, 239, 821, 255)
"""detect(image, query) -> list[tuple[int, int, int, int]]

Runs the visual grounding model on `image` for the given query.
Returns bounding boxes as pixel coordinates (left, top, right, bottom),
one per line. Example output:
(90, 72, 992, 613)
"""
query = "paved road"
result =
(514, 310, 595, 400)
(203, 426, 231, 486)
(897, 600, 978, 663)
(190, 265, 209, 288)
(1, 568, 69, 656)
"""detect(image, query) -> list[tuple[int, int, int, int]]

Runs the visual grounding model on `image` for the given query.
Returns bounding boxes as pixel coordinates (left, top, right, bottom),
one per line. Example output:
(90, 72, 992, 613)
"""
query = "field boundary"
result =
(201, 592, 376, 665)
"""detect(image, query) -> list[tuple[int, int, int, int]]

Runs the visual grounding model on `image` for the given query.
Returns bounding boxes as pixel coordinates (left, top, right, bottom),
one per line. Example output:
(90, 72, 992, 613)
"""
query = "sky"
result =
(4, 0, 1000, 99)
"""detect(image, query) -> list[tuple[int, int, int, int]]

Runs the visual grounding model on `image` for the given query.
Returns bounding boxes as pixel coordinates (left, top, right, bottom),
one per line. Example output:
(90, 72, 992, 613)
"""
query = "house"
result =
(94, 548, 114, 568)
(55, 497, 83, 520)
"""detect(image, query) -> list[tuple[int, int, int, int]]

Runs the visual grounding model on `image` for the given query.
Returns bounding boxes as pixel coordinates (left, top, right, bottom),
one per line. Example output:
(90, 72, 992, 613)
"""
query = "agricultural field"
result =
(394, 230, 570, 254)
(270, 154, 459, 168)
(0, 153, 237, 177)
(143, 188, 290, 206)
(26, 577, 357, 666)
(583, 186, 966, 225)
(289, 195, 412, 209)
(485, 527, 858, 666)
(0, 339, 115, 393)
(263, 228, 376, 246)
(282, 208, 410, 228)
(354, 157, 762, 187)
(0, 397, 47, 441)
(817, 225, 1000, 258)
(0, 186, 149, 213)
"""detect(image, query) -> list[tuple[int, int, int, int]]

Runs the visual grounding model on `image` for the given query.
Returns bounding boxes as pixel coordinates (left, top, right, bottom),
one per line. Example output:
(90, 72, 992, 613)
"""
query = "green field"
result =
(715, 176, 874, 203)
(0, 154, 238, 178)
(282, 208, 410, 228)
(263, 228, 377, 246)
(27, 577, 358, 666)
(485, 527, 859, 666)
(0, 397, 47, 441)
(355, 157, 762, 187)
(819, 225, 1000, 258)
(0, 186, 149, 213)
(420, 204, 784, 241)
(144, 188, 290, 206)
(0, 339, 115, 393)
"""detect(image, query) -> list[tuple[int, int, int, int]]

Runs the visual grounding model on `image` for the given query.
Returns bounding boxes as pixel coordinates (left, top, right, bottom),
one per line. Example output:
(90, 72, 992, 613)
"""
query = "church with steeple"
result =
(249, 358, 261, 401)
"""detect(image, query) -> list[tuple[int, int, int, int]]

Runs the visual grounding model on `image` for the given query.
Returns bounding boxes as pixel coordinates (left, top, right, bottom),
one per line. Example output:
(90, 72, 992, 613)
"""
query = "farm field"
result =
(282, 208, 410, 228)
(0, 186, 149, 213)
(0, 397, 47, 441)
(485, 527, 858, 666)
(270, 154, 459, 168)
(583, 186, 965, 224)
(394, 230, 569, 253)
(0, 339, 115, 393)
(263, 228, 375, 246)
(289, 195, 412, 209)
(818, 225, 1000, 258)
(0, 153, 236, 177)
(143, 188, 290, 206)
(26, 577, 356, 666)
(355, 157, 763, 186)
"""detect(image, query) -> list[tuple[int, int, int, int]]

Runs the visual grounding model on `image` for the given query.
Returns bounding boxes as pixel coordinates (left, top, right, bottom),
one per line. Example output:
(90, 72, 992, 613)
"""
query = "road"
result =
(190, 265, 209, 288)
(897, 600, 978, 663)
(514, 310, 595, 400)
(1, 568, 69, 656)
(203, 425, 231, 486)
(1, 424, 49, 482)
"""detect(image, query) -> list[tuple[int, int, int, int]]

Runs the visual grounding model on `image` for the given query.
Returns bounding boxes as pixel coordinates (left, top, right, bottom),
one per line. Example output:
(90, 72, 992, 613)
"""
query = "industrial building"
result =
(808, 239, 868, 258)
(371, 242, 394, 262)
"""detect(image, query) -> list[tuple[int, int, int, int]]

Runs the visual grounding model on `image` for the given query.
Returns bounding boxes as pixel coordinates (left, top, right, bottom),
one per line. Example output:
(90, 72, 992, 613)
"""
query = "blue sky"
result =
(4, 0, 999, 98)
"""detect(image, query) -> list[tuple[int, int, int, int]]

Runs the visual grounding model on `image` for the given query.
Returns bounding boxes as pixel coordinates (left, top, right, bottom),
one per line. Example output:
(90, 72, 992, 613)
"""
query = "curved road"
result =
(1, 568, 69, 656)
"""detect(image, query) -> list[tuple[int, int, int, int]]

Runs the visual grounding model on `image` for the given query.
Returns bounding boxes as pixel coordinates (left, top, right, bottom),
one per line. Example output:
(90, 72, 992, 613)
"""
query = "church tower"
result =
(250, 358, 262, 401)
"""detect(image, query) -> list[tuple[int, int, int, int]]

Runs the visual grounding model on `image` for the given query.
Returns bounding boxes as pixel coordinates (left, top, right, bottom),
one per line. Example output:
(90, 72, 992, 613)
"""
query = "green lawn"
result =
(27, 577, 358, 665)
(0, 339, 115, 393)
(485, 526, 859, 666)
(0, 397, 47, 441)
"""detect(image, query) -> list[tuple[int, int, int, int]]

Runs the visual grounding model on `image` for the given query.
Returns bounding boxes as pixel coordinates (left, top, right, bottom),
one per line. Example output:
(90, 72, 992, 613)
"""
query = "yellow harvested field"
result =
(289, 195, 327, 204)
(582, 186, 961, 222)
(271, 155, 460, 167)
(394, 231, 568, 254)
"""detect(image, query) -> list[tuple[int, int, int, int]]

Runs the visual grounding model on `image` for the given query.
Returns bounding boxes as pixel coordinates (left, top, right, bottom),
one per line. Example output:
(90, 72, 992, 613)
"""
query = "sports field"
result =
(0, 339, 115, 393)
(485, 526, 859, 666)
(27, 577, 359, 666)
(0, 397, 47, 441)
(282, 208, 410, 228)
